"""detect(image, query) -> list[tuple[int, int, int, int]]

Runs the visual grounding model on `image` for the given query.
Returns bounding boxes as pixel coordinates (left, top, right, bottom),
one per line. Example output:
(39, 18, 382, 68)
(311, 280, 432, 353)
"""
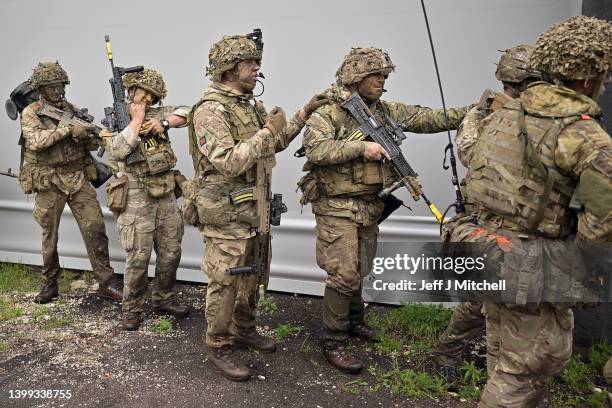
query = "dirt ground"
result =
(0, 268, 483, 408)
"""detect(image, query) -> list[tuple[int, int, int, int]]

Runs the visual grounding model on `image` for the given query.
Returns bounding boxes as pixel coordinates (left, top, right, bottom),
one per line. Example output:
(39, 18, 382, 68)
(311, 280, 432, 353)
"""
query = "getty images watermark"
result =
(364, 242, 611, 304)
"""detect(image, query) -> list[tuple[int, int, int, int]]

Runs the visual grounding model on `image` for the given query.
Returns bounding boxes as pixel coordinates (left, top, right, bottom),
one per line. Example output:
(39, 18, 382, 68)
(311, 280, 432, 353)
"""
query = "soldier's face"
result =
(40, 83, 65, 104)
(357, 73, 387, 103)
(234, 59, 261, 92)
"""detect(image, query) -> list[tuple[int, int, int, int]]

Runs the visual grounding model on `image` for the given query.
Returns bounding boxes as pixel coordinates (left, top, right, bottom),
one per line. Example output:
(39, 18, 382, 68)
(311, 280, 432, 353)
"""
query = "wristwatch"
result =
(161, 119, 170, 132)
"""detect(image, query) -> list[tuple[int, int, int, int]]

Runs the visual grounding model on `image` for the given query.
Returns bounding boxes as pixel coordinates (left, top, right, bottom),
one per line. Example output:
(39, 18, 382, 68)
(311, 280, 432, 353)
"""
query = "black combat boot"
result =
(322, 341, 363, 374)
(122, 312, 142, 331)
(34, 283, 59, 304)
(208, 346, 251, 381)
(152, 303, 190, 318)
(97, 280, 123, 302)
(235, 331, 277, 353)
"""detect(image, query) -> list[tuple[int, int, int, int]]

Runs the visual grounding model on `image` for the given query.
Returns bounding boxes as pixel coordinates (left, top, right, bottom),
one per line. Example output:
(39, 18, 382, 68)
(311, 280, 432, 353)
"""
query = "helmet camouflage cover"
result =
(336, 47, 395, 86)
(29, 61, 70, 89)
(530, 15, 612, 80)
(206, 35, 262, 82)
(123, 68, 167, 100)
(495, 44, 541, 83)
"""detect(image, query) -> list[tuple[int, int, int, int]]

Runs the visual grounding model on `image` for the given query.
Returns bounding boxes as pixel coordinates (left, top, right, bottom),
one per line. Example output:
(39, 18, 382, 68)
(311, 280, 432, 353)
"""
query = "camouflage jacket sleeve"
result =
(194, 101, 276, 178)
(303, 104, 366, 165)
(555, 119, 612, 242)
(271, 111, 306, 153)
(159, 105, 191, 127)
(20, 104, 71, 151)
(106, 125, 139, 161)
(386, 102, 470, 133)
(455, 106, 488, 166)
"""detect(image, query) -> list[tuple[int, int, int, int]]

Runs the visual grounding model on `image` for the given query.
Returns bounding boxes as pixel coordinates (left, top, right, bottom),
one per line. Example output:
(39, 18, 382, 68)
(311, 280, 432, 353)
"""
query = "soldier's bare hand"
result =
(71, 125, 90, 140)
(264, 107, 286, 136)
(363, 142, 390, 161)
(142, 118, 164, 135)
(129, 102, 146, 123)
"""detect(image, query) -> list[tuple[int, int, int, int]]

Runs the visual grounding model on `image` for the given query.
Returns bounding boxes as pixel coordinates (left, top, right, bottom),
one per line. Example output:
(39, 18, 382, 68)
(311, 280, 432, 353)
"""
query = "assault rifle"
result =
(227, 152, 287, 305)
(37, 102, 105, 157)
(101, 35, 144, 165)
(341, 93, 444, 223)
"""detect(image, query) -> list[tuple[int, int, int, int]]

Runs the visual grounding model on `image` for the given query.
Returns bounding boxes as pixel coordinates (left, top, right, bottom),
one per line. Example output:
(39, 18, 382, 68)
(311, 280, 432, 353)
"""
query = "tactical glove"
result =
(264, 107, 286, 137)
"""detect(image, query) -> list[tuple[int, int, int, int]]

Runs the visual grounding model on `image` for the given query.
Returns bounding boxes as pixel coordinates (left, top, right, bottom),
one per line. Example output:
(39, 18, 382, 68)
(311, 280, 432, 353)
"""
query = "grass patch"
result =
(562, 357, 595, 395)
(151, 318, 173, 334)
(369, 358, 446, 399)
(0, 342, 9, 352)
(375, 333, 403, 355)
(0, 299, 23, 321)
(299, 334, 313, 353)
(30, 305, 71, 330)
(458, 385, 482, 401)
(0, 263, 41, 293)
(589, 341, 612, 373)
(275, 324, 303, 342)
(40, 317, 70, 330)
(340, 378, 369, 395)
(258, 296, 278, 315)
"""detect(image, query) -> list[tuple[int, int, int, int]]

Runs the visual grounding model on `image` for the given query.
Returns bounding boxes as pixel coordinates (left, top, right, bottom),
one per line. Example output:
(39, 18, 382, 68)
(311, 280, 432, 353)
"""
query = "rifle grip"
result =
(228, 265, 257, 275)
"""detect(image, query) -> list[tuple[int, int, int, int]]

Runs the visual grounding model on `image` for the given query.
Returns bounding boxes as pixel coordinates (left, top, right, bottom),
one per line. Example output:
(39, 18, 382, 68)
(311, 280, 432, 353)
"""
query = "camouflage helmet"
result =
(123, 68, 167, 100)
(29, 61, 70, 89)
(336, 47, 395, 86)
(495, 44, 541, 83)
(206, 35, 262, 82)
(530, 15, 612, 81)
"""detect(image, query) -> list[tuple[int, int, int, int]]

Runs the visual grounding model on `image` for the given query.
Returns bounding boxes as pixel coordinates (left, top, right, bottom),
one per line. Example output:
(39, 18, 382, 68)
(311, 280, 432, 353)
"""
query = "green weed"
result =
(275, 324, 303, 342)
(369, 358, 446, 399)
(0, 263, 41, 293)
(0, 299, 23, 321)
(151, 318, 173, 334)
(258, 296, 278, 315)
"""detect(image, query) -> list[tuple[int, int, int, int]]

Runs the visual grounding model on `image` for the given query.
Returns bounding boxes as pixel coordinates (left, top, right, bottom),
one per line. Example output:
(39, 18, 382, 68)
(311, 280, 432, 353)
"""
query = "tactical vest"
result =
(307, 100, 392, 198)
(123, 109, 177, 179)
(23, 105, 89, 169)
(189, 90, 265, 184)
(465, 99, 580, 238)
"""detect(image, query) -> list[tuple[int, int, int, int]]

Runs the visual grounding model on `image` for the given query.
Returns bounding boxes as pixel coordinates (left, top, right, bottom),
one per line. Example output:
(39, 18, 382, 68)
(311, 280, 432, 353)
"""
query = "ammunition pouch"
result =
(105, 175, 129, 216)
(143, 171, 175, 198)
(145, 144, 177, 175)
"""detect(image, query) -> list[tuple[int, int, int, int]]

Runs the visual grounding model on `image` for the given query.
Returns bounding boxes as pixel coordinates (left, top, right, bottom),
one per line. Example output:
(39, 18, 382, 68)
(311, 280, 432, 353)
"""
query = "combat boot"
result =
(235, 331, 277, 353)
(322, 342, 363, 374)
(34, 283, 59, 304)
(349, 322, 379, 342)
(208, 346, 251, 381)
(153, 303, 190, 318)
(122, 312, 142, 331)
(97, 280, 123, 302)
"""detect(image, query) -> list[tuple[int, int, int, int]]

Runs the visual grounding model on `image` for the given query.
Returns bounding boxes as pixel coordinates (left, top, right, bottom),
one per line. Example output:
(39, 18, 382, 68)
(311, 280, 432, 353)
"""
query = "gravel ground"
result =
(0, 273, 480, 408)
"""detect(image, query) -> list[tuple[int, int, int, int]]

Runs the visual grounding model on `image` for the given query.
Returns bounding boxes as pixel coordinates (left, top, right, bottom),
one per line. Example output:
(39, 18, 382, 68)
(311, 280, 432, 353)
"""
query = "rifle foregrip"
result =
(228, 265, 257, 275)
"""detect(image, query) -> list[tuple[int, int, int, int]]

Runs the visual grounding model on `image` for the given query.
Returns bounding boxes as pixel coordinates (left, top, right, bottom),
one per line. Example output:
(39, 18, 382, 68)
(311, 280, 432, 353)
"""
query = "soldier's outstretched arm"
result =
(272, 93, 330, 151)
(20, 104, 71, 151)
(556, 120, 612, 242)
(303, 105, 366, 165)
(193, 101, 275, 178)
(387, 101, 470, 134)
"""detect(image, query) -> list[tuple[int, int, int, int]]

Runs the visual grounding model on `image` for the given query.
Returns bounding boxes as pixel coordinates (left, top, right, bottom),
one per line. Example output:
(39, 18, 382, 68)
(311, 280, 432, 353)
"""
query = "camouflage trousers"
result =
(202, 236, 258, 348)
(116, 189, 183, 315)
(314, 214, 378, 343)
(434, 301, 485, 368)
(33, 183, 114, 286)
(479, 303, 573, 408)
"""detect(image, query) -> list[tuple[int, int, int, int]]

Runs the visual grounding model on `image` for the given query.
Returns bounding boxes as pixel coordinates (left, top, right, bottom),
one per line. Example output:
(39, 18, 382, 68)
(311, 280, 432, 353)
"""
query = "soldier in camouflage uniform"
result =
(298, 47, 469, 373)
(434, 45, 542, 380)
(454, 16, 612, 407)
(103, 68, 190, 330)
(19, 61, 123, 304)
(191, 34, 328, 381)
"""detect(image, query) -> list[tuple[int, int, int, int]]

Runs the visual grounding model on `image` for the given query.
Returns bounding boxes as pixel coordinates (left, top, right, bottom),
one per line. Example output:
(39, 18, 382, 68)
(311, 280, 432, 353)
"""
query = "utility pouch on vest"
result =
(106, 175, 129, 215)
(297, 172, 320, 205)
(179, 177, 199, 226)
(18, 163, 35, 194)
(195, 185, 236, 226)
(498, 239, 544, 305)
(33, 167, 54, 193)
(362, 161, 383, 184)
(145, 148, 174, 175)
(144, 171, 175, 198)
